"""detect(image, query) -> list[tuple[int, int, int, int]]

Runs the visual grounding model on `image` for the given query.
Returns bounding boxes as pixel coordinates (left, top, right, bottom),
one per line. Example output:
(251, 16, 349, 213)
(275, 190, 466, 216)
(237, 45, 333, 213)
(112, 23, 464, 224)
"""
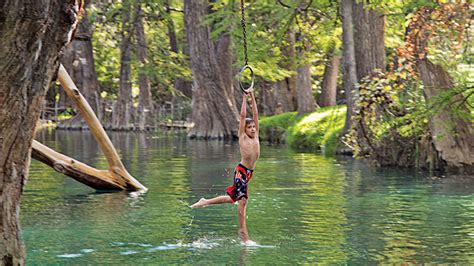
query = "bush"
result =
(259, 112, 298, 143)
(259, 106, 346, 155)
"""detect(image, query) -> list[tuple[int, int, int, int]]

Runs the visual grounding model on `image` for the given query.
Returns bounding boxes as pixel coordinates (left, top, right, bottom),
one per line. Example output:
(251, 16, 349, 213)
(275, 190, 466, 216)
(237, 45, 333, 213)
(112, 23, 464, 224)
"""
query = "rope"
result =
(238, 0, 254, 93)
(240, 0, 248, 66)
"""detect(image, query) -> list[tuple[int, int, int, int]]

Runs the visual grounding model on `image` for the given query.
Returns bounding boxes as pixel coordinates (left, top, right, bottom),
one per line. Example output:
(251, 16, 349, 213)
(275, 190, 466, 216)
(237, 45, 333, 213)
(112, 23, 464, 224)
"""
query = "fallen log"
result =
(32, 64, 147, 191)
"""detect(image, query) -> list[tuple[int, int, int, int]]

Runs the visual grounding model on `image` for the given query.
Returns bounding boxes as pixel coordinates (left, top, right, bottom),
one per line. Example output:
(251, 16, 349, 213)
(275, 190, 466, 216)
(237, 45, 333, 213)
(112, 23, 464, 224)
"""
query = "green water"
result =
(21, 130, 474, 264)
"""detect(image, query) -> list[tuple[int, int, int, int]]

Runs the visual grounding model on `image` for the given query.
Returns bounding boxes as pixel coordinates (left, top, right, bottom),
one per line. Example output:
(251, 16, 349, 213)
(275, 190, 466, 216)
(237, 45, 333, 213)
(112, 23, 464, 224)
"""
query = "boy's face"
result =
(245, 122, 256, 138)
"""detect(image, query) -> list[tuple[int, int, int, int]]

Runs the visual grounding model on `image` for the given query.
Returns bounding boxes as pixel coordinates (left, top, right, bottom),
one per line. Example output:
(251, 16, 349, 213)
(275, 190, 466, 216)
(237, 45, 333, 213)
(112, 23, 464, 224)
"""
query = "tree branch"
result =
(276, 0, 291, 9)
(165, 6, 184, 13)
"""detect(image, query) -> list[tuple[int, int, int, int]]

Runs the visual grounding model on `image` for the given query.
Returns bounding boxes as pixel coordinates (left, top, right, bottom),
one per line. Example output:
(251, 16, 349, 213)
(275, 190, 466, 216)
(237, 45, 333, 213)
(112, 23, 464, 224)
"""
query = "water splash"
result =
(111, 242, 153, 247)
(145, 238, 221, 253)
(241, 241, 276, 249)
(57, 253, 82, 258)
(120, 250, 139, 255)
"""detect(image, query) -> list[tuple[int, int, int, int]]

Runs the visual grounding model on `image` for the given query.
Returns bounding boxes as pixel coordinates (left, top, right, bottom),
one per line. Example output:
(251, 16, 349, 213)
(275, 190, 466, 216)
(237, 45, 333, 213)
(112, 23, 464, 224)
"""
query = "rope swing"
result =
(238, 0, 255, 93)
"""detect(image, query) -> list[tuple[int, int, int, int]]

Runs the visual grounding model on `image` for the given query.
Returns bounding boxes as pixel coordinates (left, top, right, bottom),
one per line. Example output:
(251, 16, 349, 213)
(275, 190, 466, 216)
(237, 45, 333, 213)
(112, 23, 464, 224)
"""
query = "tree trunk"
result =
(275, 80, 293, 112)
(216, 34, 234, 98)
(44, 84, 58, 121)
(165, 0, 192, 99)
(135, 0, 153, 131)
(418, 59, 474, 172)
(62, 0, 101, 113)
(277, 28, 297, 112)
(341, 0, 358, 135)
(319, 50, 341, 107)
(166, 0, 179, 54)
(165, 0, 192, 123)
(184, 0, 238, 139)
(113, 0, 133, 130)
(352, 1, 385, 80)
(58, 81, 72, 113)
(349, 1, 385, 151)
(296, 62, 316, 115)
(60, 0, 102, 128)
(0, 2, 79, 263)
(260, 81, 279, 115)
(351, 2, 389, 156)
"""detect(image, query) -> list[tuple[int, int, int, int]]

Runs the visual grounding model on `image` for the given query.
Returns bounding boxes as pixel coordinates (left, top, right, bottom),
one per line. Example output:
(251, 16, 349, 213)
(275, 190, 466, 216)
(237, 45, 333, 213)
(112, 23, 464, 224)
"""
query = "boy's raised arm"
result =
(250, 91, 259, 132)
(239, 93, 247, 136)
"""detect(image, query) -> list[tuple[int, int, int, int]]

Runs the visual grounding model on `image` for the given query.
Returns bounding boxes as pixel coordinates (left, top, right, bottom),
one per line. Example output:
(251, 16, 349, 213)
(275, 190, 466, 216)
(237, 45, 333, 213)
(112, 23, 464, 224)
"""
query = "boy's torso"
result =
(239, 134, 260, 169)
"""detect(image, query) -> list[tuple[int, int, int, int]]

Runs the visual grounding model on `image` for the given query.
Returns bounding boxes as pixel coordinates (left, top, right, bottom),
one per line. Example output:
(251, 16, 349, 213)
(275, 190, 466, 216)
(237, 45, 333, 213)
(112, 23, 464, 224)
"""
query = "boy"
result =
(191, 90, 260, 245)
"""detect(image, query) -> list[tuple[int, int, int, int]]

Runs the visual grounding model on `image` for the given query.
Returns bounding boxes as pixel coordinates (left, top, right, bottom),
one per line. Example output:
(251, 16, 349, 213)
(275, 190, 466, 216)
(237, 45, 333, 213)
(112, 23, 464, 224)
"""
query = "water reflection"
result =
(295, 153, 348, 263)
(343, 164, 474, 264)
(21, 130, 474, 264)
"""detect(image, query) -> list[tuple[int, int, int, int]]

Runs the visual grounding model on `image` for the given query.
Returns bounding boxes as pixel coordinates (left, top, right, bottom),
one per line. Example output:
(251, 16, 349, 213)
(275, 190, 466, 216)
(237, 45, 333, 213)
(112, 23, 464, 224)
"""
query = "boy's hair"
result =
(245, 118, 254, 125)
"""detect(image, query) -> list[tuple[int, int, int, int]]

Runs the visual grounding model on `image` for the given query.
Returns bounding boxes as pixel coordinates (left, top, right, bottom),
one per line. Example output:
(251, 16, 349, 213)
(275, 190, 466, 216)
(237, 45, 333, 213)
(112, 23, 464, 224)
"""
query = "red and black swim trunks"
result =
(226, 163, 254, 202)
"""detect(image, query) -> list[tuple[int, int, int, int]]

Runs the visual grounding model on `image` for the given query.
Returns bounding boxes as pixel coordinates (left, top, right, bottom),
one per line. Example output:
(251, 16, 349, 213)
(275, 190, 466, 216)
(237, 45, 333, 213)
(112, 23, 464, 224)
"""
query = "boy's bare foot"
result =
(190, 198, 207, 208)
(241, 240, 257, 246)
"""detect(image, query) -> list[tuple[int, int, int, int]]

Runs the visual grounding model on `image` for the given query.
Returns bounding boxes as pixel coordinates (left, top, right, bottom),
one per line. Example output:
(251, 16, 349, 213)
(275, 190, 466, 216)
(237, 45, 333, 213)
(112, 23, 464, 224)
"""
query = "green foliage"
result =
(206, 0, 340, 81)
(89, 2, 122, 98)
(344, 65, 426, 156)
(287, 106, 346, 155)
(259, 106, 346, 155)
(391, 89, 427, 138)
(362, 0, 439, 51)
(84, 0, 471, 145)
(424, 71, 474, 122)
(259, 112, 298, 143)
(89, 0, 191, 103)
(56, 108, 75, 121)
(147, 21, 192, 86)
(344, 2, 472, 160)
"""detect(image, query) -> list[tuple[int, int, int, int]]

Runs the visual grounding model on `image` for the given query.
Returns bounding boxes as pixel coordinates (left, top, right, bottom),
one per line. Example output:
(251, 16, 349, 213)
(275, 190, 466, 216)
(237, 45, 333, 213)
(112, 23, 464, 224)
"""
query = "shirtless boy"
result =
(190, 90, 260, 245)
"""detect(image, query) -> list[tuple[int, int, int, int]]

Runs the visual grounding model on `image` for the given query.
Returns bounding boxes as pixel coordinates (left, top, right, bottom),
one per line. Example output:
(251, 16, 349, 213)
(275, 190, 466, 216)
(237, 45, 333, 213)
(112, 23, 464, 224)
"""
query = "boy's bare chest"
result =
(240, 137, 260, 154)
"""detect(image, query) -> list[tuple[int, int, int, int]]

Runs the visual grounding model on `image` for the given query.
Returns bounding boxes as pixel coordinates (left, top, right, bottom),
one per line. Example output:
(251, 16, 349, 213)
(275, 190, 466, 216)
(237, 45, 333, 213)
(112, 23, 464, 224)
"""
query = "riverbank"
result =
(35, 120, 57, 132)
(259, 105, 347, 155)
(35, 117, 192, 132)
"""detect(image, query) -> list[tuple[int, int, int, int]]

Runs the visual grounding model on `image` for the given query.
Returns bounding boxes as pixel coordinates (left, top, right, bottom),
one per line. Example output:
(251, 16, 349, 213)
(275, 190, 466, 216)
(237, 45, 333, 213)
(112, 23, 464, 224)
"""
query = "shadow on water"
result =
(22, 130, 474, 264)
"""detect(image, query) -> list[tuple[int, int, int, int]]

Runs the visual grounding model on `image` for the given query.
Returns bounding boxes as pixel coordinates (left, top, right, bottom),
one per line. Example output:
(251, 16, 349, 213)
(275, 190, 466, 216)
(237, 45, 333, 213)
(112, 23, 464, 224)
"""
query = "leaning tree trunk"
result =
(0, 2, 79, 264)
(318, 49, 341, 107)
(418, 59, 474, 173)
(184, 0, 238, 139)
(113, 0, 133, 130)
(59, 0, 102, 128)
(135, 0, 153, 131)
(32, 65, 147, 191)
(341, 0, 358, 135)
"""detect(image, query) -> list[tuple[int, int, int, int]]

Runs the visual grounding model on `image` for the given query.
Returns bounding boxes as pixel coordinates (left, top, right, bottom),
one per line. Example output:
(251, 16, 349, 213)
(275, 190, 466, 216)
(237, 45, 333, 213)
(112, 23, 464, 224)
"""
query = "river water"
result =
(21, 130, 474, 264)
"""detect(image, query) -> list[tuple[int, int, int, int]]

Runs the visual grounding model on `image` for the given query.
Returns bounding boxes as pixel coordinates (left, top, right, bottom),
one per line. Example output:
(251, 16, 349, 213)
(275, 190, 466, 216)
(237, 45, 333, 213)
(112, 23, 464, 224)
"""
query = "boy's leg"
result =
(238, 198, 250, 243)
(190, 195, 233, 208)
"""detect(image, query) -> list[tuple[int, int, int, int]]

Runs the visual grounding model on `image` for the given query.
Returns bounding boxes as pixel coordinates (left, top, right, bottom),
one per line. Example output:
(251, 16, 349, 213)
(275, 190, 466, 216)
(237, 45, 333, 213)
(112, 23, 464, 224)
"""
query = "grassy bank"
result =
(259, 105, 347, 155)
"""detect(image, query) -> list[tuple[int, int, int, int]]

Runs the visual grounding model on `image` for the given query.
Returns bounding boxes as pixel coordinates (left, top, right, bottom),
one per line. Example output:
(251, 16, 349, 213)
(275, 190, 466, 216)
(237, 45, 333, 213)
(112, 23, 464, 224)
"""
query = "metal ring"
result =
(238, 65, 254, 93)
